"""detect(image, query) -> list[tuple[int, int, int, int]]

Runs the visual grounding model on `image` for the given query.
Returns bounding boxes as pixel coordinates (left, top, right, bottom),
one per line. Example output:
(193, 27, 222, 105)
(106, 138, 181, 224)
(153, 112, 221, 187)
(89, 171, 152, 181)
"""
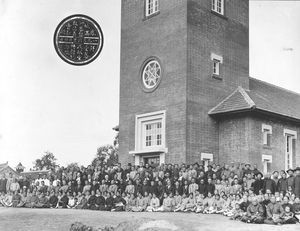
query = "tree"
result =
(33, 151, 58, 170)
(66, 162, 80, 172)
(91, 144, 118, 167)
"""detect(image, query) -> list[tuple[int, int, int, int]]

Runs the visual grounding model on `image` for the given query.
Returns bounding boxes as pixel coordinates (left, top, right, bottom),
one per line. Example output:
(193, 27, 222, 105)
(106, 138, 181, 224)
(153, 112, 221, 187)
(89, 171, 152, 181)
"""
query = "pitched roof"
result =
(208, 87, 255, 115)
(209, 78, 300, 122)
(0, 162, 8, 171)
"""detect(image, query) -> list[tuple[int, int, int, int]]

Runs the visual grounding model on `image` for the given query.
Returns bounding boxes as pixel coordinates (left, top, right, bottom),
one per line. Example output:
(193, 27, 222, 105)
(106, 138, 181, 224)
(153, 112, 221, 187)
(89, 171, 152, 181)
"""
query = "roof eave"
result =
(254, 108, 300, 124)
(208, 106, 255, 117)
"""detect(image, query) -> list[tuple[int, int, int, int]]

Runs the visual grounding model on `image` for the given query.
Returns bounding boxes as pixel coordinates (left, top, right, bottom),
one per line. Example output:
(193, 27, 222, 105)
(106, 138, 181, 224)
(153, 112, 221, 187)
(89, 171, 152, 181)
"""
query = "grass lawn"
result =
(0, 207, 299, 231)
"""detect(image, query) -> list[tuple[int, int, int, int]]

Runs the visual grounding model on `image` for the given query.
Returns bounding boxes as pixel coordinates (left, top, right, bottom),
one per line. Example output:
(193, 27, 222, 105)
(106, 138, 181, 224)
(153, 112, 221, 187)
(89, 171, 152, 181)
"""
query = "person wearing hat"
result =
(243, 164, 252, 177)
(251, 172, 264, 195)
(251, 164, 262, 177)
(294, 167, 300, 198)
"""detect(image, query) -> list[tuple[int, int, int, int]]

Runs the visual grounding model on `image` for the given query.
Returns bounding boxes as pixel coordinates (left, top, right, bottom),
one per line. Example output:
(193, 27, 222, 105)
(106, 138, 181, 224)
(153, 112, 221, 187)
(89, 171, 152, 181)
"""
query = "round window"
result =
(141, 59, 162, 91)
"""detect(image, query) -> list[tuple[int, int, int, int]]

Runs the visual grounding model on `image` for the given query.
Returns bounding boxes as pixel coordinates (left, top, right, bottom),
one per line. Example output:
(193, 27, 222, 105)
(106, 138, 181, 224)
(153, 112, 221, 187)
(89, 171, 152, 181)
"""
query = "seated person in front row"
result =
(293, 197, 300, 221)
(12, 191, 21, 207)
(35, 192, 49, 208)
(183, 193, 196, 212)
(229, 203, 246, 221)
(146, 193, 160, 212)
(155, 193, 175, 212)
(174, 193, 188, 212)
(241, 197, 264, 224)
(0, 191, 13, 207)
(264, 196, 284, 225)
(282, 206, 297, 224)
(111, 190, 126, 211)
(203, 192, 215, 214)
(131, 192, 147, 212)
(49, 191, 58, 208)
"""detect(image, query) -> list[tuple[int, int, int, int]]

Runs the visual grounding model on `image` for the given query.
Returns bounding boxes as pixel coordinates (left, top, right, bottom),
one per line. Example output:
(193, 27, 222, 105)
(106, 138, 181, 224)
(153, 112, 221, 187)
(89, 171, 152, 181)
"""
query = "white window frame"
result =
(145, 0, 159, 17)
(132, 110, 167, 154)
(201, 153, 213, 171)
(262, 155, 272, 174)
(262, 124, 272, 146)
(211, 53, 223, 76)
(284, 129, 297, 171)
(212, 0, 224, 15)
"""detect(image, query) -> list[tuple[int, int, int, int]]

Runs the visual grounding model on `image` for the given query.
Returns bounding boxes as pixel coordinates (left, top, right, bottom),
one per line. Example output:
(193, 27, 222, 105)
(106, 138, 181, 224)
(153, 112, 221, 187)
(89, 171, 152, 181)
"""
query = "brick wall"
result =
(119, 0, 188, 165)
(218, 113, 300, 172)
(247, 113, 300, 171)
(218, 115, 250, 165)
(186, 0, 249, 164)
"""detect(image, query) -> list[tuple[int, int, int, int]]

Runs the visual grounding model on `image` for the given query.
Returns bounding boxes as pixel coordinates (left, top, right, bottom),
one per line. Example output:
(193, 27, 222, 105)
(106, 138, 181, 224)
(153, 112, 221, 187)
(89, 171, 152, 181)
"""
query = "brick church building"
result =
(118, 0, 300, 173)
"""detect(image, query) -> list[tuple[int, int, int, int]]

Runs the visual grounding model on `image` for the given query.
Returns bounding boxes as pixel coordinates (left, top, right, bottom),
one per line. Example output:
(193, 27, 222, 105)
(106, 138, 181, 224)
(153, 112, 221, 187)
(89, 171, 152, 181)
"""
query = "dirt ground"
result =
(0, 207, 299, 231)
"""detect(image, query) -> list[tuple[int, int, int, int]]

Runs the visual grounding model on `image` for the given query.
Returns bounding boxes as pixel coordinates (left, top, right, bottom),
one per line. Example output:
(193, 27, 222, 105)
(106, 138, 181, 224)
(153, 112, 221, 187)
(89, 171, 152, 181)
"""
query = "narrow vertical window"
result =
(146, 0, 159, 17)
(212, 0, 224, 15)
(283, 129, 297, 171)
(211, 53, 223, 78)
(262, 124, 272, 146)
(213, 59, 220, 76)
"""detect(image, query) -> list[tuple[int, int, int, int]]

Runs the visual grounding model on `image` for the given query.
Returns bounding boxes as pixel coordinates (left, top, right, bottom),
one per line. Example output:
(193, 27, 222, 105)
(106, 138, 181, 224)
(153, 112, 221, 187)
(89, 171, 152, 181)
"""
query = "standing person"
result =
(277, 171, 288, 194)
(206, 178, 215, 196)
(272, 171, 280, 190)
(252, 173, 264, 195)
(0, 174, 7, 194)
(287, 169, 295, 191)
(252, 164, 262, 177)
(245, 173, 255, 191)
(294, 167, 300, 198)
(188, 178, 198, 196)
(6, 173, 14, 193)
(243, 164, 252, 177)
(10, 178, 20, 193)
(263, 173, 276, 194)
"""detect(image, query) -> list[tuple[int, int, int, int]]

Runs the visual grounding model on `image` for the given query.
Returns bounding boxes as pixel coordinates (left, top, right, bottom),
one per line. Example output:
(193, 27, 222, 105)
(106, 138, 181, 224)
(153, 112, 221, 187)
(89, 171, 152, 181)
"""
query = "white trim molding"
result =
(130, 110, 167, 166)
(262, 154, 272, 162)
(133, 110, 166, 152)
(201, 153, 214, 161)
(262, 124, 272, 134)
(284, 129, 297, 139)
(211, 53, 223, 63)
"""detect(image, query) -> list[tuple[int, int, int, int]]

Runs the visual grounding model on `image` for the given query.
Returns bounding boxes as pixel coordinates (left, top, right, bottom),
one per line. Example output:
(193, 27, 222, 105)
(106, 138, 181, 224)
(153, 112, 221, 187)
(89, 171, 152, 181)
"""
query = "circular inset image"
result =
(54, 14, 104, 65)
(141, 59, 162, 92)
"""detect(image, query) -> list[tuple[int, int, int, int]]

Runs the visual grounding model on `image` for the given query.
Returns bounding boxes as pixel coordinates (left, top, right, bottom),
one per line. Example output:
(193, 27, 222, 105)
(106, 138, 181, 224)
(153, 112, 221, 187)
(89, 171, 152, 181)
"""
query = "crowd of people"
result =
(1, 162, 300, 225)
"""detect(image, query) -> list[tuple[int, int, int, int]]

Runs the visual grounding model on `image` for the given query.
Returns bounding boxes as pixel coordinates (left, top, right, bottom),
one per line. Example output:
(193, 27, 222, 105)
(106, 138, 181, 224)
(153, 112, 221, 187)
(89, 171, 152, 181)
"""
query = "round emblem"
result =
(141, 59, 162, 92)
(54, 14, 104, 65)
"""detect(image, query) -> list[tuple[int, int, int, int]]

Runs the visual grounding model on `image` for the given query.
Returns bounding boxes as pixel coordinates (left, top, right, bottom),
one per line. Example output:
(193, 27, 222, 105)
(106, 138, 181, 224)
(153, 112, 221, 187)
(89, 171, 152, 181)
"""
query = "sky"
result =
(0, 0, 300, 170)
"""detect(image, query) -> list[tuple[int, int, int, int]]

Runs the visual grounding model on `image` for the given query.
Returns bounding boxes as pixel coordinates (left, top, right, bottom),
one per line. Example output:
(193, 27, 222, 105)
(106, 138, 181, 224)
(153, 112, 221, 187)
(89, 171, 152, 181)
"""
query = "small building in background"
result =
(0, 162, 19, 178)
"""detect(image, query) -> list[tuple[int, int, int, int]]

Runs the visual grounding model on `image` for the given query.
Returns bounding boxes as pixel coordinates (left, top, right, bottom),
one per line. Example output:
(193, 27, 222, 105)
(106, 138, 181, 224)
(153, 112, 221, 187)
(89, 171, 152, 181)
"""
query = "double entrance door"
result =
(143, 156, 160, 167)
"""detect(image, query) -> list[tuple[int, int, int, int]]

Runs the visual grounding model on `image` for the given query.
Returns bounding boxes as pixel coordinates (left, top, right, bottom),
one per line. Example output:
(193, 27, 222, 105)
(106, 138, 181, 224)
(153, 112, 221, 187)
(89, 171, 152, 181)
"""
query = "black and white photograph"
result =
(0, 0, 300, 230)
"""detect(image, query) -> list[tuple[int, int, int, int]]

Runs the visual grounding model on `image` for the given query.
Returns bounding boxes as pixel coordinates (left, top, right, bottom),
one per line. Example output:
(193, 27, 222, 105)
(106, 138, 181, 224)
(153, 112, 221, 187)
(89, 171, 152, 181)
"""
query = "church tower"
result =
(119, 0, 249, 166)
